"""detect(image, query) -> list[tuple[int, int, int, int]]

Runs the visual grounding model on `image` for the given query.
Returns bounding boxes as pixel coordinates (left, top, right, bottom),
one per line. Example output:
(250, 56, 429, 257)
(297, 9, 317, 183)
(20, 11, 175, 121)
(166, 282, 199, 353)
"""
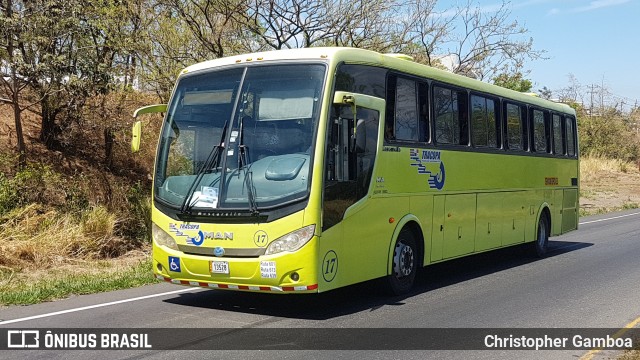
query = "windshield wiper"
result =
(180, 113, 230, 214)
(180, 142, 223, 214)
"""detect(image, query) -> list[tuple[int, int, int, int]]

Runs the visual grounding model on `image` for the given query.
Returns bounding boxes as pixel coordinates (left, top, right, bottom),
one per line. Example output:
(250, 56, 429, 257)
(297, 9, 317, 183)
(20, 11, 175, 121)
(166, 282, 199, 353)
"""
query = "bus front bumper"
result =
(152, 241, 319, 294)
(154, 274, 318, 293)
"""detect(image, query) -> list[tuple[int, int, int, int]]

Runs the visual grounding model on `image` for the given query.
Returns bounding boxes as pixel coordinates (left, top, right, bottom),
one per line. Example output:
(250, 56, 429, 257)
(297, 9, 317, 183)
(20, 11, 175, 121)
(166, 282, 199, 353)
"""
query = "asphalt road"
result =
(1, 209, 640, 360)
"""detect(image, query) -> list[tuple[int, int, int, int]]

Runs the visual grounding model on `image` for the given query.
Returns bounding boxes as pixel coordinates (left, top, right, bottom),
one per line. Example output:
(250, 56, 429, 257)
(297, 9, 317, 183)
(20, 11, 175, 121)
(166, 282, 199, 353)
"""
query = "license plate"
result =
(210, 261, 229, 274)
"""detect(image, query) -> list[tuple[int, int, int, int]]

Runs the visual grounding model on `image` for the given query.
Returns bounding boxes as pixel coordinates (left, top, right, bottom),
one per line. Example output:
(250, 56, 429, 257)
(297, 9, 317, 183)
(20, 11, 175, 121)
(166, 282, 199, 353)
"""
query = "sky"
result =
(438, 0, 640, 109)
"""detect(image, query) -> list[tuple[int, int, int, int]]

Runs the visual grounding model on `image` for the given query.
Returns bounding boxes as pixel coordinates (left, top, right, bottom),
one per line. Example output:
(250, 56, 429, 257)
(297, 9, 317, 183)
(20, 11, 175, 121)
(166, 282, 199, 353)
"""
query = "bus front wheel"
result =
(386, 229, 418, 295)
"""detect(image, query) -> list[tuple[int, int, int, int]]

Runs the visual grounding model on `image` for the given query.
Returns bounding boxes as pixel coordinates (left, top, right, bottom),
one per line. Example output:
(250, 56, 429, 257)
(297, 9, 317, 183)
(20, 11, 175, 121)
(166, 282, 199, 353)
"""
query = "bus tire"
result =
(386, 228, 418, 295)
(530, 214, 549, 258)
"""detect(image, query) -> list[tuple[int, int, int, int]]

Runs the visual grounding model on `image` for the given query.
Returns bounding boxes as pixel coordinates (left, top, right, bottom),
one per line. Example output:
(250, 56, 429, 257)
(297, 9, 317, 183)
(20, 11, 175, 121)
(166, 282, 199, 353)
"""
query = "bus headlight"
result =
(265, 225, 315, 255)
(152, 223, 178, 251)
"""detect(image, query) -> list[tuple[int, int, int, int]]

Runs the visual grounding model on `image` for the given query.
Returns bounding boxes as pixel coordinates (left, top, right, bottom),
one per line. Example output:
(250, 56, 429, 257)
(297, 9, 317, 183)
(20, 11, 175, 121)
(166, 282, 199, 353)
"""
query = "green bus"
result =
(133, 47, 578, 295)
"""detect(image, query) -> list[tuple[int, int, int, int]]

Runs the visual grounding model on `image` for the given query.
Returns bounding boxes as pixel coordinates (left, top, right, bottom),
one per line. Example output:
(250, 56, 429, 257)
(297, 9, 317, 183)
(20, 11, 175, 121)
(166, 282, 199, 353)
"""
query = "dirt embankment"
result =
(579, 157, 640, 215)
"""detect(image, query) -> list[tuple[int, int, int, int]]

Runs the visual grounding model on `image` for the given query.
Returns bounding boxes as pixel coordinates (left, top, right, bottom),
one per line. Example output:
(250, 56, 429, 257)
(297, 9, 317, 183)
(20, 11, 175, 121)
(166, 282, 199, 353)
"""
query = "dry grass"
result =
(580, 156, 640, 215)
(619, 350, 640, 360)
(617, 334, 640, 360)
(0, 204, 136, 270)
(581, 156, 640, 182)
(0, 203, 152, 305)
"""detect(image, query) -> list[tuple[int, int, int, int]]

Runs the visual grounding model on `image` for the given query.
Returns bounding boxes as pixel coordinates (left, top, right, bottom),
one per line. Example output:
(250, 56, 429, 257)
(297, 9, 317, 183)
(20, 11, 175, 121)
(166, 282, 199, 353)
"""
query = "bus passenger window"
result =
(506, 103, 524, 151)
(335, 64, 388, 98)
(385, 76, 429, 143)
(471, 95, 498, 148)
(566, 117, 576, 157)
(418, 83, 429, 142)
(552, 114, 564, 155)
(532, 109, 547, 153)
(434, 86, 468, 146)
(394, 78, 418, 141)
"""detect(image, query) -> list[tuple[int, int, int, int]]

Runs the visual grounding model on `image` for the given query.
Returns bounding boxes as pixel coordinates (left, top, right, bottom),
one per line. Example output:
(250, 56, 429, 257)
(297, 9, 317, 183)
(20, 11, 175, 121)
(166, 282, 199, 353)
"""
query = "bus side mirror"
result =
(351, 119, 366, 154)
(131, 121, 142, 153)
(131, 104, 167, 153)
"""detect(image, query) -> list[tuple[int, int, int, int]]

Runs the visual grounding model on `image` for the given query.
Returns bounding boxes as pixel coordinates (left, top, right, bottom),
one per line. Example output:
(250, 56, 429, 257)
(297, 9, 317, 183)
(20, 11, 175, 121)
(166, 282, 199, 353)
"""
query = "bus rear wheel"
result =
(386, 229, 418, 295)
(530, 214, 549, 258)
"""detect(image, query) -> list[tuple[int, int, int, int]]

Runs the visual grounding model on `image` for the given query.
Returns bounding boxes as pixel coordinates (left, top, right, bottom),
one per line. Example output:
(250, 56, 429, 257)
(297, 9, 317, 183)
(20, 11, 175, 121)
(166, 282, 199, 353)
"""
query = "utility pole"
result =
(635, 100, 639, 135)
(588, 84, 596, 115)
(600, 77, 605, 113)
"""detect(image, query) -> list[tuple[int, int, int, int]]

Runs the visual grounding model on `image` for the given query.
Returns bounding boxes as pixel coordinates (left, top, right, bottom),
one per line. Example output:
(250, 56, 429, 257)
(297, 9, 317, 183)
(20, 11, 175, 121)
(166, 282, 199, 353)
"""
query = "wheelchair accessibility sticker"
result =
(168, 256, 181, 272)
(409, 148, 446, 190)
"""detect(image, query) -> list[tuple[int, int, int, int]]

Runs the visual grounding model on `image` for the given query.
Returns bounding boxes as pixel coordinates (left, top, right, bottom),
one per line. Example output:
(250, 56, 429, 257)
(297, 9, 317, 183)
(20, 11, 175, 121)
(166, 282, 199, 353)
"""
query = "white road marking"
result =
(579, 212, 640, 225)
(0, 287, 200, 325)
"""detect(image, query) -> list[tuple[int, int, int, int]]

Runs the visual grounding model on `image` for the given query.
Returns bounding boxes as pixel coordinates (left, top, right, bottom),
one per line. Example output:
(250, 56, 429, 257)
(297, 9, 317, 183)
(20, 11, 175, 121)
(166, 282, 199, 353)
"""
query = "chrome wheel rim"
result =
(394, 242, 414, 278)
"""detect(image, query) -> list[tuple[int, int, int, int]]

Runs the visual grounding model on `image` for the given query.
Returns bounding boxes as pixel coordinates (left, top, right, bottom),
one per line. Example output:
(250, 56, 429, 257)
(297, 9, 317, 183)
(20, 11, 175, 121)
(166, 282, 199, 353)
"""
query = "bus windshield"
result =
(154, 63, 326, 212)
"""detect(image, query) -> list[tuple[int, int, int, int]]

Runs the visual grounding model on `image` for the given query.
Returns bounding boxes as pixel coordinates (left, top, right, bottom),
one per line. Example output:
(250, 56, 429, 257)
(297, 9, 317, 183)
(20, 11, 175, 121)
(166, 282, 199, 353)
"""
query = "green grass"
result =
(580, 202, 640, 217)
(0, 259, 156, 306)
(622, 202, 640, 210)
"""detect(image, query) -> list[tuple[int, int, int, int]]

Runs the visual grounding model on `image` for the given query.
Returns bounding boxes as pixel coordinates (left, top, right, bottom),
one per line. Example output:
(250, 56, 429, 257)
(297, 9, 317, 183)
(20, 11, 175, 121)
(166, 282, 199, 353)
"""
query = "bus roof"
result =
(182, 47, 575, 115)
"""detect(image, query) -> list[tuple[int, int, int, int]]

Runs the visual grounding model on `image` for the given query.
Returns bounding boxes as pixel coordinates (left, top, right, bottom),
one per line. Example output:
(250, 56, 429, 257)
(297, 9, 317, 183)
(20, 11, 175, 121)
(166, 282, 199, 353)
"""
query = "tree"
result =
(160, 0, 543, 81)
(160, 0, 249, 57)
(579, 110, 639, 161)
(1, 0, 549, 166)
(0, 0, 142, 154)
(0, 0, 30, 167)
(135, 0, 243, 100)
(492, 72, 532, 92)
(559, 75, 640, 161)
(231, 0, 405, 51)
(410, 0, 545, 80)
(537, 86, 552, 100)
(556, 74, 583, 104)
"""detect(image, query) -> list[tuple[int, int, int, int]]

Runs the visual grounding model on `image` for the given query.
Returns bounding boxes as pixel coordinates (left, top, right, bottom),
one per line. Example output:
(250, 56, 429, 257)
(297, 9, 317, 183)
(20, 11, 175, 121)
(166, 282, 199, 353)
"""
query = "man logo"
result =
(204, 231, 234, 240)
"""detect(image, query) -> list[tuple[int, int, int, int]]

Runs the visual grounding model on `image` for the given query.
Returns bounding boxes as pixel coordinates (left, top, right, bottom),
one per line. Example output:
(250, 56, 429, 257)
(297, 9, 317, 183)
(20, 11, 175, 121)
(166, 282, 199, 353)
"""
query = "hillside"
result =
(0, 95, 162, 305)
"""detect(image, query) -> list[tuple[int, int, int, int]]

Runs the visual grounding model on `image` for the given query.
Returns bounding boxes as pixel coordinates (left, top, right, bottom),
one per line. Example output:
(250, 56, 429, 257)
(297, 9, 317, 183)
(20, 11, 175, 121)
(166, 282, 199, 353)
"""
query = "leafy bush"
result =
(579, 115, 639, 161)
(0, 163, 64, 215)
(0, 173, 19, 215)
(117, 182, 151, 243)
(16, 164, 63, 202)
